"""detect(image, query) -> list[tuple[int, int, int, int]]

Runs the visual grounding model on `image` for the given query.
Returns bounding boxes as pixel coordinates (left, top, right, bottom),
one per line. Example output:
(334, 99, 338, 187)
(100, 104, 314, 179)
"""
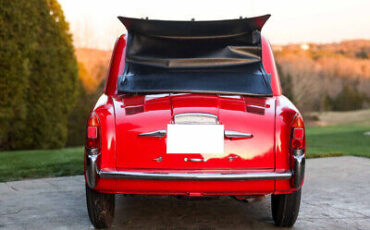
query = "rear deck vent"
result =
(246, 105, 265, 115)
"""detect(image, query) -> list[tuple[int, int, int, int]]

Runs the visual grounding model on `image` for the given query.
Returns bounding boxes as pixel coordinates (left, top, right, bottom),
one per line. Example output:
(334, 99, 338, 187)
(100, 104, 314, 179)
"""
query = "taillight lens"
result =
(86, 112, 101, 150)
(291, 115, 305, 149)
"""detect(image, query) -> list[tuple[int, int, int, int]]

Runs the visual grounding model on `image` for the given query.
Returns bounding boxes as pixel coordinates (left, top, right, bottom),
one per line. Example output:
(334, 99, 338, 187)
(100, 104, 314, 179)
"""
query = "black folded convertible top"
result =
(117, 15, 273, 96)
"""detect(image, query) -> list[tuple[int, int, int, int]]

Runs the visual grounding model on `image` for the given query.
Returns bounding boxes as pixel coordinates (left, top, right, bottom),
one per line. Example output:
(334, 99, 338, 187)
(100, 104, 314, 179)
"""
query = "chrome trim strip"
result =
(219, 95, 242, 99)
(98, 170, 292, 181)
(138, 130, 167, 137)
(174, 113, 219, 124)
(224, 130, 253, 138)
(174, 113, 218, 120)
(184, 158, 204, 162)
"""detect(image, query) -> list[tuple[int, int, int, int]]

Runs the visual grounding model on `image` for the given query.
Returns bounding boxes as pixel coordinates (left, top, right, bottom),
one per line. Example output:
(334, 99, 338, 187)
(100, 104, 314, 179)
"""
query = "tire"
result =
(271, 188, 301, 227)
(86, 184, 115, 229)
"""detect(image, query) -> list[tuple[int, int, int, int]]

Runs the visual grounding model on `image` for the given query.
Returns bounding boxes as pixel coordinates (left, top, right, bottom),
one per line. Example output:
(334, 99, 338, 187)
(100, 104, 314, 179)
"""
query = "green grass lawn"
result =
(0, 124, 369, 182)
(0, 147, 84, 182)
(306, 124, 370, 158)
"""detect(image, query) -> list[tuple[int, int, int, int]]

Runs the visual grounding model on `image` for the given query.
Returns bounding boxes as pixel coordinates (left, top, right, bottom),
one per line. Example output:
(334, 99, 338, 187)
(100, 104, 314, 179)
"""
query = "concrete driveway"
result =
(0, 156, 369, 230)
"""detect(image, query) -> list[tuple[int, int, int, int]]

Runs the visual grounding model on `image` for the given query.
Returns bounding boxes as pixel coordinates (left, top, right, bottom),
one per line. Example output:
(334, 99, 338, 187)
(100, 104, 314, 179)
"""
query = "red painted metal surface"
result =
(101, 178, 276, 195)
(261, 35, 282, 96)
(104, 34, 126, 96)
(114, 94, 275, 170)
(85, 34, 304, 195)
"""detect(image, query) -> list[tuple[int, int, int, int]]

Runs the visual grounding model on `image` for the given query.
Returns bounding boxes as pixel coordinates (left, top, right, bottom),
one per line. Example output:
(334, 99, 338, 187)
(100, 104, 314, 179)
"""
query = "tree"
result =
(0, 0, 78, 150)
(276, 63, 294, 102)
(66, 63, 104, 147)
(0, 0, 33, 149)
(331, 85, 365, 111)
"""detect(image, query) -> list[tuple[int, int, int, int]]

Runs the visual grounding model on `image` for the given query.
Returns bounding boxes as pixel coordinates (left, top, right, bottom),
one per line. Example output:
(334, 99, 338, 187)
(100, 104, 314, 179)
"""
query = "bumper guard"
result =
(292, 148, 305, 188)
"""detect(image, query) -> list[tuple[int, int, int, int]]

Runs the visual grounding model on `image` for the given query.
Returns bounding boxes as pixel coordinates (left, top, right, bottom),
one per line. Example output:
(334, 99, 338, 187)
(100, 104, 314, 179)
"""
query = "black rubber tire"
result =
(271, 188, 301, 227)
(86, 184, 115, 229)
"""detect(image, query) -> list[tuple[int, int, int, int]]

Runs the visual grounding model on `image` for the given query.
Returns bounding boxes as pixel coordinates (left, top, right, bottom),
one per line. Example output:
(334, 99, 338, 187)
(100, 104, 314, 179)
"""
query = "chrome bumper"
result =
(98, 170, 292, 181)
(86, 148, 294, 187)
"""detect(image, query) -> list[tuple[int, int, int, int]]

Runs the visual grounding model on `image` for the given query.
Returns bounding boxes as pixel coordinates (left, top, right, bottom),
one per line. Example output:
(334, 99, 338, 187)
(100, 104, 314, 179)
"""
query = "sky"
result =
(59, 0, 370, 50)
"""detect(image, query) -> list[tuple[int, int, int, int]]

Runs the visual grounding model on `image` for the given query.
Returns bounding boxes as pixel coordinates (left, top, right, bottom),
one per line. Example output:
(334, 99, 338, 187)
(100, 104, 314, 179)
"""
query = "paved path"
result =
(0, 156, 369, 230)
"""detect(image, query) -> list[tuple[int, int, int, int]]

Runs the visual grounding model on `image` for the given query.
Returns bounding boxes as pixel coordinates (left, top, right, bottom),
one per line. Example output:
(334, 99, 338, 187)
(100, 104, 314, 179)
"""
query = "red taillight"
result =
(87, 127, 98, 139)
(86, 113, 101, 149)
(291, 115, 305, 149)
(293, 128, 304, 140)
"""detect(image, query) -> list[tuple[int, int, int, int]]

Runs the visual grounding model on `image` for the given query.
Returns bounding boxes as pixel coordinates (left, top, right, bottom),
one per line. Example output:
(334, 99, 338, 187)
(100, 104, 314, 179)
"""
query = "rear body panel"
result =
(113, 94, 275, 170)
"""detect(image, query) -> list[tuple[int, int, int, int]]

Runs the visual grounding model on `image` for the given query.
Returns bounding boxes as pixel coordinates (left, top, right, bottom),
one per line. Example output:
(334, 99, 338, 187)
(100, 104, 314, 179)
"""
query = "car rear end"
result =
(84, 15, 306, 228)
(86, 93, 304, 194)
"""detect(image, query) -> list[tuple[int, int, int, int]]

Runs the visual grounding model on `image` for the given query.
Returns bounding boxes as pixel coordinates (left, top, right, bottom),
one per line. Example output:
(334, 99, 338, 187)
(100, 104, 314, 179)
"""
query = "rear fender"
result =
(84, 95, 117, 190)
(274, 96, 305, 193)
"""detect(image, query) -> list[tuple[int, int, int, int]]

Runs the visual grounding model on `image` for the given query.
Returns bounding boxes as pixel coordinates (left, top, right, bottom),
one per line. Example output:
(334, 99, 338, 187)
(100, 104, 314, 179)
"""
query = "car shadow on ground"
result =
(112, 195, 277, 230)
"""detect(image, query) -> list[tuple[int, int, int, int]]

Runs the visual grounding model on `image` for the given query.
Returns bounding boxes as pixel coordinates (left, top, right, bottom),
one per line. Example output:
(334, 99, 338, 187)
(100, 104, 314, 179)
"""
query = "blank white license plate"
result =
(166, 124, 224, 154)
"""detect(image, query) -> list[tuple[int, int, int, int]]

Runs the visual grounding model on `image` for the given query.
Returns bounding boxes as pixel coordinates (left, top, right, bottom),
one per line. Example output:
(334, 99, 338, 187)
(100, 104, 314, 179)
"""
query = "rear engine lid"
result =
(114, 94, 275, 170)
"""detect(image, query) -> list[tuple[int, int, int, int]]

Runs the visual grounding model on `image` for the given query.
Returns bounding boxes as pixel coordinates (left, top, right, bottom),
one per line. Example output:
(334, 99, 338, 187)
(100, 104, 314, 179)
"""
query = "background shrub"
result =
(0, 0, 78, 150)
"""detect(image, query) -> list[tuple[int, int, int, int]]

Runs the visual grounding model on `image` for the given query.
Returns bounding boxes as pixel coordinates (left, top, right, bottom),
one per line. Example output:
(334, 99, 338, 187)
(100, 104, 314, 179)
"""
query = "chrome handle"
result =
(184, 158, 203, 162)
(138, 130, 166, 137)
(224, 130, 253, 139)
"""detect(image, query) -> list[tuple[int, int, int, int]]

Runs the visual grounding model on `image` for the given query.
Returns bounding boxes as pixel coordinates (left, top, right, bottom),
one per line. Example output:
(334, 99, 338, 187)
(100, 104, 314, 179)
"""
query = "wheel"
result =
(86, 184, 115, 229)
(271, 188, 301, 227)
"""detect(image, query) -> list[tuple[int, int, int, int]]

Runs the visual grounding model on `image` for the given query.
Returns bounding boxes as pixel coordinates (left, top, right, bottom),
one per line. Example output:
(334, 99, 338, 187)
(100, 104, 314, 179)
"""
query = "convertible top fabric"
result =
(117, 15, 273, 96)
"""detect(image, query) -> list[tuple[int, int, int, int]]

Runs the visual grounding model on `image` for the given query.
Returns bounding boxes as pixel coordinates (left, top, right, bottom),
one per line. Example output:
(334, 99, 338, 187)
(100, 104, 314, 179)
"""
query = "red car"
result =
(85, 15, 305, 228)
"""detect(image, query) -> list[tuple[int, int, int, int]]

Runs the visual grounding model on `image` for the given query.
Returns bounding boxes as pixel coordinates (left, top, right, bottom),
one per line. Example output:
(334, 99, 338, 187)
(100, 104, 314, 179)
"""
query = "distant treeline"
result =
(275, 41, 370, 113)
